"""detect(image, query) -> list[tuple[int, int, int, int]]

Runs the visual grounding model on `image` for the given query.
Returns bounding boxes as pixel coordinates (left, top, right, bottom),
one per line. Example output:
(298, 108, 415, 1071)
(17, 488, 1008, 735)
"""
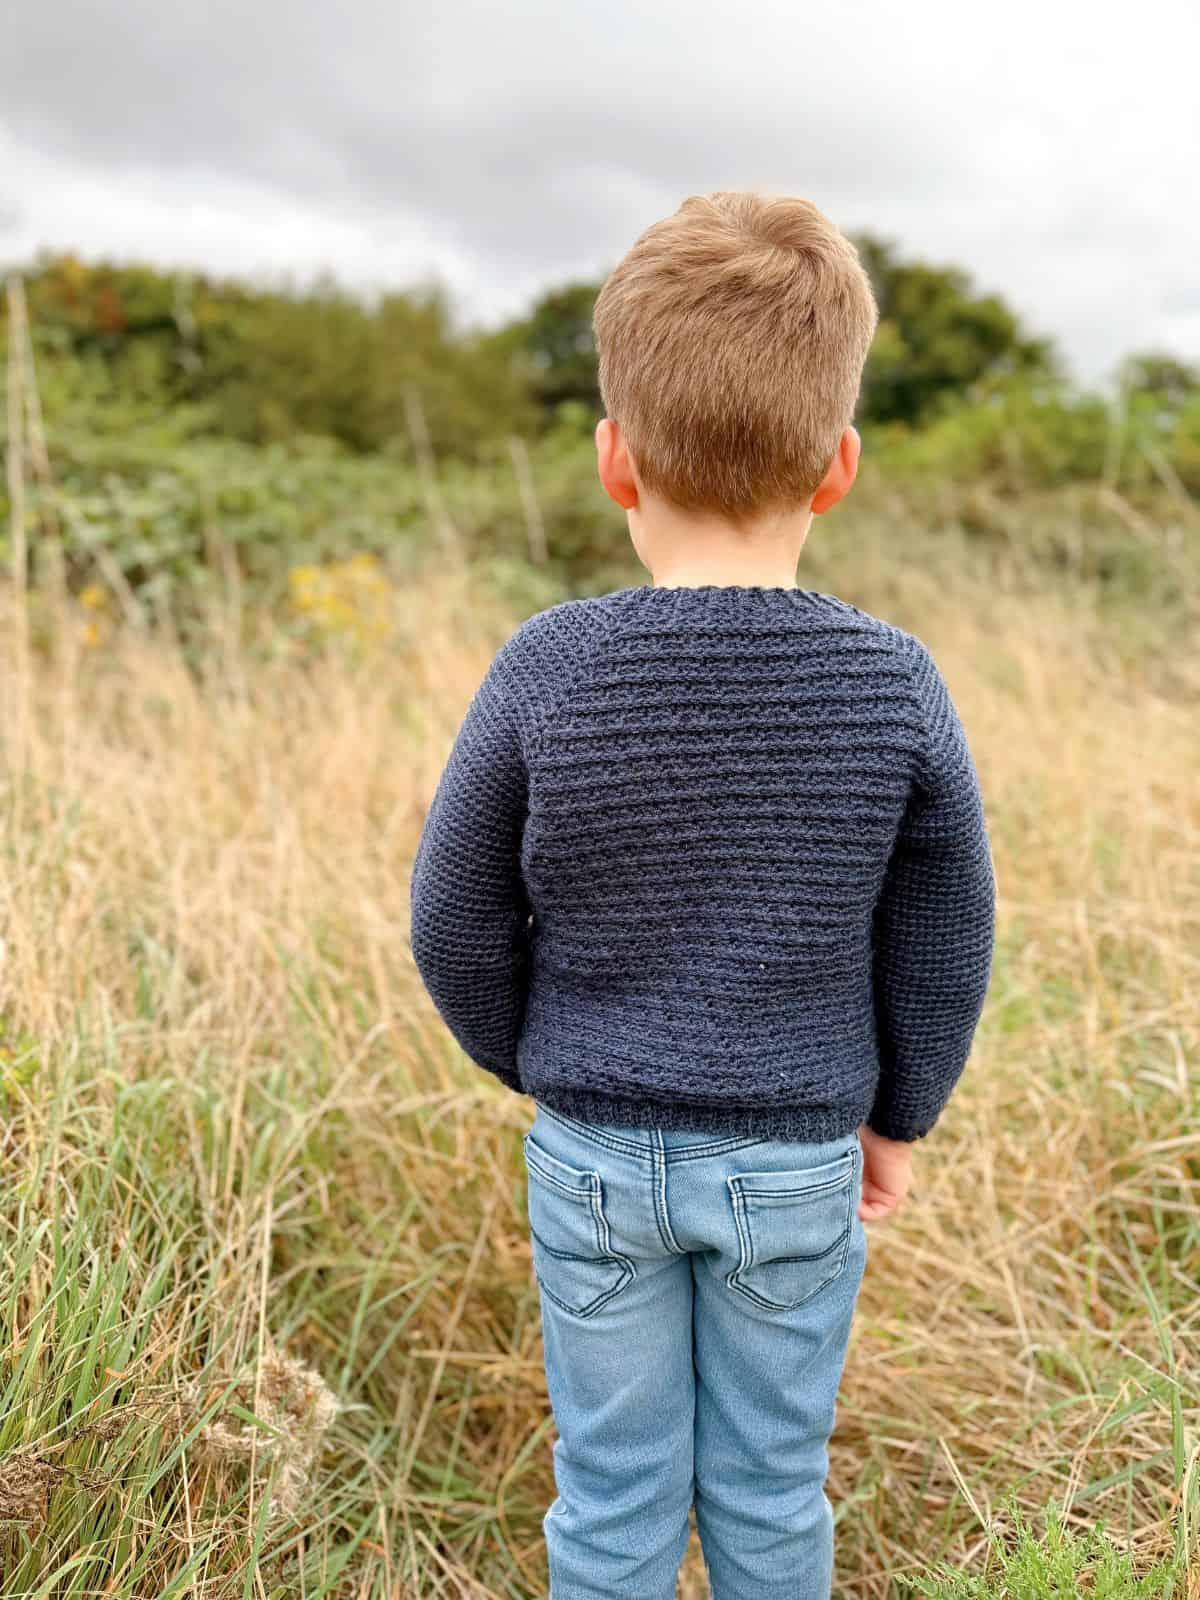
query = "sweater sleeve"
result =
(409, 641, 532, 1094)
(867, 635, 996, 1141)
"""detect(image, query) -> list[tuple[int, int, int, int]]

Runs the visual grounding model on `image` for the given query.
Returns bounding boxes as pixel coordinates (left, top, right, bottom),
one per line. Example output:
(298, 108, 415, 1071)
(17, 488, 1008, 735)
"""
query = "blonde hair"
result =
(592, 191, 878, 519)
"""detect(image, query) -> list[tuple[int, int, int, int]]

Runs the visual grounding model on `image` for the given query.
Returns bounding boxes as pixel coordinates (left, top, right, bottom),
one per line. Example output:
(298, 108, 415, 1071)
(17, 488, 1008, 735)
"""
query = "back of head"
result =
(592, 191, 878, 521)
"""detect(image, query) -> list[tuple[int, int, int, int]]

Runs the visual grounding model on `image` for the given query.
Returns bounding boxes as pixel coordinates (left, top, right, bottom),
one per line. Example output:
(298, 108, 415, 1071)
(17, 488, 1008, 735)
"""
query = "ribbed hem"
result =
(596, 584, 857, 628)
(643, 582, 810, 594)
(606, 581, 830, 603)
(518, 1077, 868, 1143)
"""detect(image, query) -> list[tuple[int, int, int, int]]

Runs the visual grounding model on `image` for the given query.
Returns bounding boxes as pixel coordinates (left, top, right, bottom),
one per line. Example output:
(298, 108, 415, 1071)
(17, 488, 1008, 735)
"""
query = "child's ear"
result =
(595, 418, 639, 511)
(811, 426, 861, 515)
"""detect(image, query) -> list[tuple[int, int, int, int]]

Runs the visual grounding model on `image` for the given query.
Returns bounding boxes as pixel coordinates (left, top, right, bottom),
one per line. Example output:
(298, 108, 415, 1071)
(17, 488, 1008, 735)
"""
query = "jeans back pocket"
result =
(523, 1132, 635, 1320)
(726, 1147, 857, 1312)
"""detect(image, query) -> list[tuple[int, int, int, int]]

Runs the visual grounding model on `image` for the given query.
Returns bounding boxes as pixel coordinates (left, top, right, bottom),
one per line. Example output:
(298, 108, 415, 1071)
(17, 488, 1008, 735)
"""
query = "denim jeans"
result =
(523, 1096, 869, 1600)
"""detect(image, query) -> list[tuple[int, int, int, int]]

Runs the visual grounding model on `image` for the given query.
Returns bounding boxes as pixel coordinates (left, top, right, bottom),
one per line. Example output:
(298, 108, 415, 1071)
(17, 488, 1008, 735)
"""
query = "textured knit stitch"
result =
(409, 584, 996, 1143)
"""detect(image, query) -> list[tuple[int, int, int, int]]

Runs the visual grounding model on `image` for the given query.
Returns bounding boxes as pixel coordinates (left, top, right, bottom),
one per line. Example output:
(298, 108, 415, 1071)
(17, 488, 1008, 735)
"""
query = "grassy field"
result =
(1, 502, 1198, 1594)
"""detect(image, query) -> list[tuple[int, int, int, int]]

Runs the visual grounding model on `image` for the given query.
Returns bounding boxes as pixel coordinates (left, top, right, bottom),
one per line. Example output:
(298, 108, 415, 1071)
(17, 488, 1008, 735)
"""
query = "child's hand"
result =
(856, 1126, 914, 1221)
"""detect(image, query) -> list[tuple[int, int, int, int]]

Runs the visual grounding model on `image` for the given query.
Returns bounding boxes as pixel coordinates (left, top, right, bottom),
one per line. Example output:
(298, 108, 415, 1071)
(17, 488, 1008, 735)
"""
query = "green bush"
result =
(2, 255, 1196, 647)
(3, 254, 536, 460)
(868, 365, 1200, 496)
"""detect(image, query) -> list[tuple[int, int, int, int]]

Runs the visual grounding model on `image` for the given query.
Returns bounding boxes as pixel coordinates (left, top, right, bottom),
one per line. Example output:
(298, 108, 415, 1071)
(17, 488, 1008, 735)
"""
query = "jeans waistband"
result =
(533, 1098, 772, 1161)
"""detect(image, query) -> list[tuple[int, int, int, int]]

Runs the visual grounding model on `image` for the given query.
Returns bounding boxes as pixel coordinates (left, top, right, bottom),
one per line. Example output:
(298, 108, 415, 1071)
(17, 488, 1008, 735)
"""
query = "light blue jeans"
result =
(523, 1096, 869, 1600)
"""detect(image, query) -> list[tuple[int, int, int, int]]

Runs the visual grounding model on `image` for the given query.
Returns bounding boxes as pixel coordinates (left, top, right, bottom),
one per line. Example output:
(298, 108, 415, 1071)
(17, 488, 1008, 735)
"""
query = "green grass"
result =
(906, 1498, 1179, 1598)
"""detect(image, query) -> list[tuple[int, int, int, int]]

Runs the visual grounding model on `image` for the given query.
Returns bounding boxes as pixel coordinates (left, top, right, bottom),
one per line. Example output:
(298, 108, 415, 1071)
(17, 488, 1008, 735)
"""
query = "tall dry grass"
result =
(0, 547, 1197, 1596)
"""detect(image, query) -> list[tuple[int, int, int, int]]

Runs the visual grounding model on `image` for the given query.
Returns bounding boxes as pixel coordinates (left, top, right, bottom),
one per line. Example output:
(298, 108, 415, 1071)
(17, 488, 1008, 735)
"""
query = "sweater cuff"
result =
(864, 1104, 934, 1143)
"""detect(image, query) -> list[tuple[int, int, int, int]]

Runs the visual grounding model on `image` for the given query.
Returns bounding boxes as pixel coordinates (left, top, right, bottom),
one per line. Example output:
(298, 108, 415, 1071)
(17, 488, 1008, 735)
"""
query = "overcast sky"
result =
(3, 0, 1198, 384)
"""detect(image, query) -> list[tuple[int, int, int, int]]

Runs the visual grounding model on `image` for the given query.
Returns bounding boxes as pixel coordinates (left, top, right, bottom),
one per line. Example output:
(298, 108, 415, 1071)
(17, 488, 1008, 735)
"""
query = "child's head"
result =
(592, 191, 878, 552)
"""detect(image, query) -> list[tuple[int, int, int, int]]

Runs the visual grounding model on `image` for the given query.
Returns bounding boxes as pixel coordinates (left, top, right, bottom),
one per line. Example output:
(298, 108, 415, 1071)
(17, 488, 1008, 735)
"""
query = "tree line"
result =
(3, 242, 1198, 486)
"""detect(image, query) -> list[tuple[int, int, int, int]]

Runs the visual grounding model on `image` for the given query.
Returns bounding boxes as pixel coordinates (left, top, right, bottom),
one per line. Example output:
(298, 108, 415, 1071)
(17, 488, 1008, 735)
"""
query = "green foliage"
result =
(488, 280, 603, 423)
(868, 371, 1200, 495)
(4, 254, 536, 459)
(1, 250, 1196, 639)
(904, 1497, 1178, 1598)
(854, 234, 1055, 426)
(8, 247, 1199, 497)
(1118, 351, 1199, 413)
(0, 1018, 40, 1104)
(0, 395, 1195, 654)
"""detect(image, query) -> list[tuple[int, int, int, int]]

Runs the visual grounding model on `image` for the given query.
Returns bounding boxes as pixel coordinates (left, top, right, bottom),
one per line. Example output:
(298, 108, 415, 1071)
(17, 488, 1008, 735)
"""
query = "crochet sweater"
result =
(409, 584, 995, 1142)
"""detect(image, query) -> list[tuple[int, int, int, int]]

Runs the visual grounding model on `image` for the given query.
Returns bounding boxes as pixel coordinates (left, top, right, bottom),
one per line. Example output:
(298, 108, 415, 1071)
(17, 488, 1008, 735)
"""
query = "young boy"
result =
(409, 191, 996, 1600)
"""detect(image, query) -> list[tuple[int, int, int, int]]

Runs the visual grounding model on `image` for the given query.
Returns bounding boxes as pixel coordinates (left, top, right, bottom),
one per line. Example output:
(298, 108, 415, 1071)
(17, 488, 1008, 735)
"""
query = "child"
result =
(409, 191, 996, 1600)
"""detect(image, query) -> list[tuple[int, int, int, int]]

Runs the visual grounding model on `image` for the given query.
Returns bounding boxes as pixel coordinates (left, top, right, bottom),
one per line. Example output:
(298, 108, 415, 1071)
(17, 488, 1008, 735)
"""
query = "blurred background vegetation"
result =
(1, 239, 1197, 632)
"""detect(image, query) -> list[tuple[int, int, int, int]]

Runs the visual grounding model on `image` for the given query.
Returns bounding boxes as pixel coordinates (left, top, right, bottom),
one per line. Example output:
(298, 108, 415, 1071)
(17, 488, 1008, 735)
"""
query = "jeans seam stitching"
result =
(589, 1179, 637, 1307)
(534, 1102, 649, 1157)
(524, 1143, 596, 1201)
(725, 1176, 855, 1312)
(528, 1180, 637, 1319)
(535, 1101, 779, 1161)
(651, 1131, 686, 1255)
(538, 1266, 633, 1320)
(669, 1137, 772, 1161)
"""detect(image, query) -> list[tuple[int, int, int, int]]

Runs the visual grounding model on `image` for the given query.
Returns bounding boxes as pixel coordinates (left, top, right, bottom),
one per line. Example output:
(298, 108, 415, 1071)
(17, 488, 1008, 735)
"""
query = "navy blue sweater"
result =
(409, 584, 995, 1142)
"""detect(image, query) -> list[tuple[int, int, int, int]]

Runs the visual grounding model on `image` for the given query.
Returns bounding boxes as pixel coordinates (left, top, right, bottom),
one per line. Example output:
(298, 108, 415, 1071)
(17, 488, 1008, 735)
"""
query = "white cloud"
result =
(0, 133, 485, 314)
(2, 0, 1198, 380)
